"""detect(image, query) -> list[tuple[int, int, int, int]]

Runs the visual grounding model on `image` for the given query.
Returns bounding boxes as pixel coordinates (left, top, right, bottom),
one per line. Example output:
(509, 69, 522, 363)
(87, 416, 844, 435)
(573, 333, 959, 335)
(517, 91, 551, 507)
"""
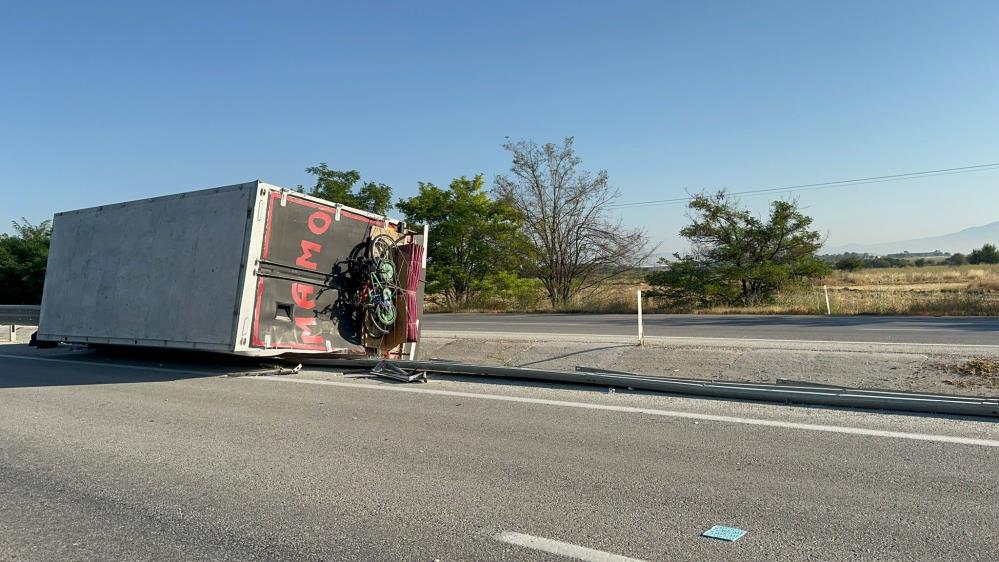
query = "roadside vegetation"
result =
(3, 134, 998, 317)
(0, 219, 51, 304)
(704, 264, 999, 316)
(424, 264, 999, 316)
(940, 357, 999, 389)
(644, 191, 829, 308)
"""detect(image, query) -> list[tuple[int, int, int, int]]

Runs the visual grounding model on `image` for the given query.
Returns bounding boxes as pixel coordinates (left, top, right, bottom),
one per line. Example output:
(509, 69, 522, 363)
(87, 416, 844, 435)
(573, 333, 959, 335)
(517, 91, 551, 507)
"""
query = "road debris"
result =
(942, 357, 999, 389)
(702, 525, 747, 542)
(370, 360, 428, 383)
(226, 363, 302, 377)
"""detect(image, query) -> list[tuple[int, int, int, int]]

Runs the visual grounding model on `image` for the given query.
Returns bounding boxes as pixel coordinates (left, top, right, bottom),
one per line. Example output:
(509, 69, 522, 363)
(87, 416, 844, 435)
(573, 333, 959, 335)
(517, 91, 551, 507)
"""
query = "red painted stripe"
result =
(288, 194, 399, 230)
(251, 277, 265, 347)
(261, 191, 279, 259)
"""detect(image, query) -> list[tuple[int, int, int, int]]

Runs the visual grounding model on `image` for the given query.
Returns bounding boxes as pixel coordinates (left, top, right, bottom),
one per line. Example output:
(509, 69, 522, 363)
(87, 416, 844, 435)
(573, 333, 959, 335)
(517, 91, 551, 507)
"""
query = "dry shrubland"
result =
(806, 264, 999, 316)
(941, 357, 999, 389)
(428, 264, 999, 315)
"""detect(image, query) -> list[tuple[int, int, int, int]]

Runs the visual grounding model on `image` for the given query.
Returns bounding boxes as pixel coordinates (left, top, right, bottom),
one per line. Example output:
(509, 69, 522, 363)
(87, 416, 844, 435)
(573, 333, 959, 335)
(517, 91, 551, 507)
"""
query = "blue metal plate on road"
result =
(702, 525, 747, 542)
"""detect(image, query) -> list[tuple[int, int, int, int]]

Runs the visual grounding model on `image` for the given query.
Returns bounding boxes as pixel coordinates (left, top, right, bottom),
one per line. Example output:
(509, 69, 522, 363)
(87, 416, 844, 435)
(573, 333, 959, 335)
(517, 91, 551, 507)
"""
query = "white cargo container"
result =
(37, 181, 426, 356)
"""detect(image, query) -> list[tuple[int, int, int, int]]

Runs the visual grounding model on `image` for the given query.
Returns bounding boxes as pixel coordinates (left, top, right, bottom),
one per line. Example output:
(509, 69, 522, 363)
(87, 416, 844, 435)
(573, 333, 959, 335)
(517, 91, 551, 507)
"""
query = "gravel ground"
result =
(0, 326, 35, 344)
(419, 332, 999, 396)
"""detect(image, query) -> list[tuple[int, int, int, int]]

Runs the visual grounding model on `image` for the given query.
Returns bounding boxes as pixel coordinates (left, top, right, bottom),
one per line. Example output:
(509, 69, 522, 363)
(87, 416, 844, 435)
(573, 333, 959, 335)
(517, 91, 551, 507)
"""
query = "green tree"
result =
(646, 257, 742, 306)
(648, 191, 829, 306)
(835, 255, 865, 271)
(299, 163, 393, 215)
(946, 253, 967, 266)
(864, 256, 910, 268)
(968, 243, 999, 264)
(0, 219, 52, 304)
(396, 174, 528, 309)
(494, 137, 654, 307)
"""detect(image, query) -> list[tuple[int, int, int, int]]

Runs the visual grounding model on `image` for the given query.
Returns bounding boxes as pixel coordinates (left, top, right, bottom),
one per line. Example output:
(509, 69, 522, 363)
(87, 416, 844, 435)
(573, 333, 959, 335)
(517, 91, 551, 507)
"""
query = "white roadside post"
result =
(8, 324, 15, 342)
(637, 289, 644, 346)
(824, 285, 832, 315)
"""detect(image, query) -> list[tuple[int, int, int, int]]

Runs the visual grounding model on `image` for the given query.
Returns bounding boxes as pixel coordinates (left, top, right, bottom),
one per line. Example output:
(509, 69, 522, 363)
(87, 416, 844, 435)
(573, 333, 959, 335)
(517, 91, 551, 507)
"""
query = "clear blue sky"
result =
(3, 1, 998, 254)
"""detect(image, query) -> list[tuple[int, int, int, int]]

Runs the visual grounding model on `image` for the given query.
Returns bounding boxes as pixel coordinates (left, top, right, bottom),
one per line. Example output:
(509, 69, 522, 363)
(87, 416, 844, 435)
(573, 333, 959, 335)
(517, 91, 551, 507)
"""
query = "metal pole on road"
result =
(637, 289, 644, 346)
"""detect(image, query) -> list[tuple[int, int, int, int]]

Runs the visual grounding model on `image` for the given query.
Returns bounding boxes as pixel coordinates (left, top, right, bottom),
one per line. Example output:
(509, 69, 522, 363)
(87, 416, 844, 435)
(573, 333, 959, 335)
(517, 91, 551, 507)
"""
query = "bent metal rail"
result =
(292, 357, 999, 418)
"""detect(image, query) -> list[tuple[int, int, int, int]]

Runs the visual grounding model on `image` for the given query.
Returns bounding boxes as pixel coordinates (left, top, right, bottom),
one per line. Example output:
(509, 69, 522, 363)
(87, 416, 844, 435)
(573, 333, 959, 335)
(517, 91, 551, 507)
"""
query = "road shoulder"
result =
(420, 331, 999, 397)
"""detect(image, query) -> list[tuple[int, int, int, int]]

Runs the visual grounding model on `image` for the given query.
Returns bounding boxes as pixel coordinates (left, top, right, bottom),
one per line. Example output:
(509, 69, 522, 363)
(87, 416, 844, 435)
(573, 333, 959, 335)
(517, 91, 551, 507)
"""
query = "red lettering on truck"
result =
(295, 240, 322, 270)
(294, 316, 324, 343)
(292, 207, 332, 346)
(292, 283, 315, 309)
(308, 211, 332, 235)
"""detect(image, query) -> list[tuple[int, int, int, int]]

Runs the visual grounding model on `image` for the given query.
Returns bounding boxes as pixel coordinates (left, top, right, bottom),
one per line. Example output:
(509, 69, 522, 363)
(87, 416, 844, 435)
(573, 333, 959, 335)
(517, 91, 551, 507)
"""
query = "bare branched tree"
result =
(494, 137, 655, 307)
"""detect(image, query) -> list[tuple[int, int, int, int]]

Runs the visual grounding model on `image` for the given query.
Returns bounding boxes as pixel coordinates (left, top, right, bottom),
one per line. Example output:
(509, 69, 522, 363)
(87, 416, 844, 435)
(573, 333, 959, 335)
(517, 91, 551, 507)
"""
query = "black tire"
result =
(367, 234, 397, 260)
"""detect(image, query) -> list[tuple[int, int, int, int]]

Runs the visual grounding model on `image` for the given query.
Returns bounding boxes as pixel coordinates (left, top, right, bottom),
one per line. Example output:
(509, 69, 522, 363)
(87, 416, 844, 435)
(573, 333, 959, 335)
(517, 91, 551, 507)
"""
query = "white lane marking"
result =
(250, 376, 999, 448)
(855, 327, 945, 332)
(428, 321, 594, 325)
(423, 330, 999, 348)
(494, 531, 646, 562)
(0, 353, 221, 376)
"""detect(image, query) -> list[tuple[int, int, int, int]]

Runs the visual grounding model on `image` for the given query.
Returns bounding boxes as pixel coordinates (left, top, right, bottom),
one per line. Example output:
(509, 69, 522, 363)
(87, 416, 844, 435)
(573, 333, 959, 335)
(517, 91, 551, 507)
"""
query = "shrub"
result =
(835, 255, 865, 271)
(947, 253, 967, 266)
(968, 244, 999, 265)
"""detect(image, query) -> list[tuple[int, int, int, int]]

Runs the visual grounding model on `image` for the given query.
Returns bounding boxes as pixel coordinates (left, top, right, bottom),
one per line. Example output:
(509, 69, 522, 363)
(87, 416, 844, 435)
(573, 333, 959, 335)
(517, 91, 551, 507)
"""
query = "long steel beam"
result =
(291, 356, 999, 418)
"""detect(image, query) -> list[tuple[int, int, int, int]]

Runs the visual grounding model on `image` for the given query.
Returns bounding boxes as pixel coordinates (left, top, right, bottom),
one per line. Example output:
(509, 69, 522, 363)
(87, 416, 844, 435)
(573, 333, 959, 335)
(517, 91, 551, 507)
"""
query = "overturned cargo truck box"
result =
(37, 181, 427, 356)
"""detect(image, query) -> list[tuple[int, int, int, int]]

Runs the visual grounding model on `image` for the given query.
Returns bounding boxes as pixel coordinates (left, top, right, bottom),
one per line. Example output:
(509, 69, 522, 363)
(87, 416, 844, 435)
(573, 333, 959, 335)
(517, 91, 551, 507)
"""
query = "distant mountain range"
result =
(825, 220, 999, 255)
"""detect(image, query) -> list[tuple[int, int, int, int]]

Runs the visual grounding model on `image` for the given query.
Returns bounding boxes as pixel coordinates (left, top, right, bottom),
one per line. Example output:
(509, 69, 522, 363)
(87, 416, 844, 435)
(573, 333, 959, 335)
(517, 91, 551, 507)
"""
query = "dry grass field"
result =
(785, 264, 999, 316)
(694, 264, 999, 315)
(432, 264, 999, 315)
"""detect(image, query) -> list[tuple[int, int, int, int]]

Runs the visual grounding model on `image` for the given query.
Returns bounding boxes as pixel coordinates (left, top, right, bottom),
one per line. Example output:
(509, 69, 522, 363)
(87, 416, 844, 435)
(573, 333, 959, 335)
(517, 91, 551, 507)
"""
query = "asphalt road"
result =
(422, 313, 999, 346)
(1, 345, 997, 560)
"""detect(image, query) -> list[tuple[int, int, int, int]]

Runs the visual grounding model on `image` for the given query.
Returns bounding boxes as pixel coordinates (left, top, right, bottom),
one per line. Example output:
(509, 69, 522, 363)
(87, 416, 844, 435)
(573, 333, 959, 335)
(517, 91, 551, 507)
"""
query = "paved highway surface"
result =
(1, 345, 997, 560)
(422, 313, 999, 346)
